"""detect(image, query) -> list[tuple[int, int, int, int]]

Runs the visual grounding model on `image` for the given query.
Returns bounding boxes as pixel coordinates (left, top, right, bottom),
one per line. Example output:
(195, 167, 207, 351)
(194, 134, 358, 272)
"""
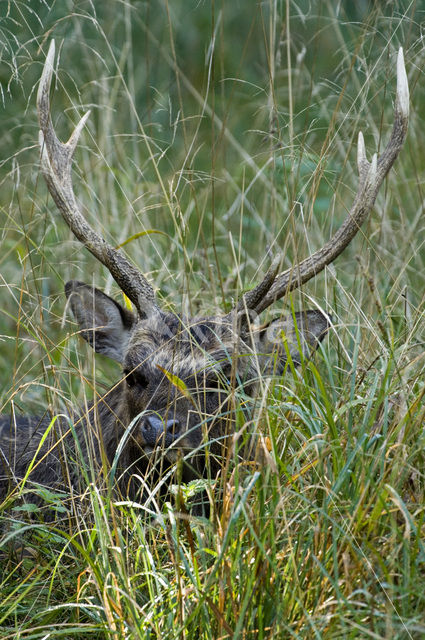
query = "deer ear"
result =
(257, 310, 331, 373)
(65, 281, 137, 363)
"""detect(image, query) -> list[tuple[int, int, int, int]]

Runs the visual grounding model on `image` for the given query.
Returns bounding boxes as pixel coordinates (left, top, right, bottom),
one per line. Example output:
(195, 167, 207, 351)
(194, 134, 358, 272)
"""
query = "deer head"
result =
(37, 42, 409, 476)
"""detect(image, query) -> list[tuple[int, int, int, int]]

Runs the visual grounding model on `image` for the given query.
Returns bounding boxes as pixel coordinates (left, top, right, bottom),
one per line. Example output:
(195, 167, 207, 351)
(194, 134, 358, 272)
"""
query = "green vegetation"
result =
(1, 1, 424, 637)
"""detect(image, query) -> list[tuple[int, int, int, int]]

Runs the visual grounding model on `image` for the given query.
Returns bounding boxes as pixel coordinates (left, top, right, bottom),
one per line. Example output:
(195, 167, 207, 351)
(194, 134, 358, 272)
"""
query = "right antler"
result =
(233, 48, 409, 318)
(37, 40, 158, 317)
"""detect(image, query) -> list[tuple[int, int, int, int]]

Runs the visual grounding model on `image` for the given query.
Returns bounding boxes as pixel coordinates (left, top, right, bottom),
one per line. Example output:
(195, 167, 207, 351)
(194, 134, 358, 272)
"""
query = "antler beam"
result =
(37, 40, 158, 317)
(236, 48, 409, 317)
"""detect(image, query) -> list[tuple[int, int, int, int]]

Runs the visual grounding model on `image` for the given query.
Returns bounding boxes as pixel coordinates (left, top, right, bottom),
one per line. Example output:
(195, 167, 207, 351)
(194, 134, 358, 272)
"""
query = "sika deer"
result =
(0, 42, 409, 515)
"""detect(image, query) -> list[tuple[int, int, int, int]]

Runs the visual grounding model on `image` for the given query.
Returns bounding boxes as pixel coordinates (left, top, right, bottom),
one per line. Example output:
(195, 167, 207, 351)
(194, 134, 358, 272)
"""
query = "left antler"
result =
(37, 40, 159, 318)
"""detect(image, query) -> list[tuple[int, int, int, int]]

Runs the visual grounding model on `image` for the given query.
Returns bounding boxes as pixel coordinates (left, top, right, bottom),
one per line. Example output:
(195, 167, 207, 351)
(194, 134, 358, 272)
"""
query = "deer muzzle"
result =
(138, 415, 182, 454)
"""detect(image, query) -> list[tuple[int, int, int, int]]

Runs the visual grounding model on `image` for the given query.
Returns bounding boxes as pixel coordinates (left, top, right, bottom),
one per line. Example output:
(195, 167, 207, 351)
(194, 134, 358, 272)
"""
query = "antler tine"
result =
(236, 47, 409, 318)
(37, 40, 158, 317)
(233, 253, 282, 317)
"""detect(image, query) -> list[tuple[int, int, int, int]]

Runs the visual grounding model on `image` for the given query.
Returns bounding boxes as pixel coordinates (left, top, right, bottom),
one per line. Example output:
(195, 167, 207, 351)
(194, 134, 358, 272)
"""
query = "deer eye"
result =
(123, 369, 148, 390)
(206, 372, 229, 391)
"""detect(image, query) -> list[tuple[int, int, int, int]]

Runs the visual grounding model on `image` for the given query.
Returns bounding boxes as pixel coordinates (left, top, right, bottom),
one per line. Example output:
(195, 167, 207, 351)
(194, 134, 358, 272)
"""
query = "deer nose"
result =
(140, 415, 181, 448)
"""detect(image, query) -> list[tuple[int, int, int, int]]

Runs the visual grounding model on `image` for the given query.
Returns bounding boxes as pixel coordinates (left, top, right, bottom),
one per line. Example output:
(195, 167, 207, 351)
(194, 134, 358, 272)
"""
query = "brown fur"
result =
(0, 281, 330, 515)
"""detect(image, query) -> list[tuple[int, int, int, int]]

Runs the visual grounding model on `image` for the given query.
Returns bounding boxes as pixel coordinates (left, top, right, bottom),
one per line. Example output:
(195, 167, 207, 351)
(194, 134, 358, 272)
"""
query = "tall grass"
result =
(1, 1, 424, 638)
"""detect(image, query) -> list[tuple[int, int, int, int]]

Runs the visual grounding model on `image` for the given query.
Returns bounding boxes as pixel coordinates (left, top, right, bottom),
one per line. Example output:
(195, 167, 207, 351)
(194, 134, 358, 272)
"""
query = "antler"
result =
(37, 40, 158, 317)
(235, 48, 409, 317)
